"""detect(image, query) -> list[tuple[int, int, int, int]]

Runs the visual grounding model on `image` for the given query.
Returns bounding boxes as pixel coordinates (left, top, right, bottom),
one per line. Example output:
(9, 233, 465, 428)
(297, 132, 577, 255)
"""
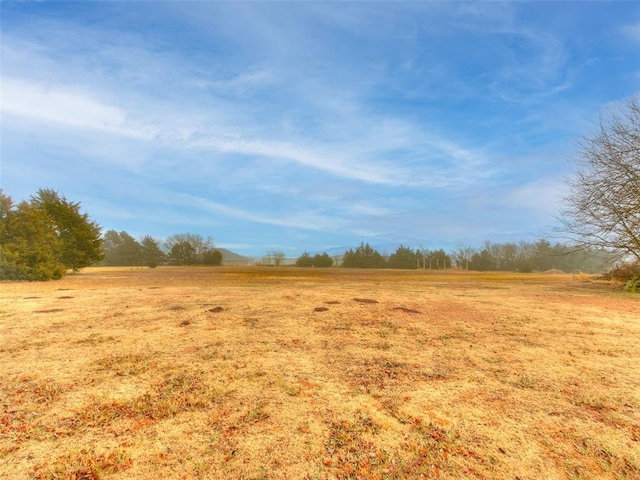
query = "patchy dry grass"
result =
(1, 266, 639, 479)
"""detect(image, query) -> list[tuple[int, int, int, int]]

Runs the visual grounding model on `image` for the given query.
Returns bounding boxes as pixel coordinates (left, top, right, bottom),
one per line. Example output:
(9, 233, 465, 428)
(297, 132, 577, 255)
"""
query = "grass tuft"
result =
(32, 447, 132, 480)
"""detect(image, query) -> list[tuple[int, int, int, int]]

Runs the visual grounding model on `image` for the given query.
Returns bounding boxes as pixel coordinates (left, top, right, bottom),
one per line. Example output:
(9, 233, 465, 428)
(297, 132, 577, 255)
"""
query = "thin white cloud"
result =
(2, 74, 491, 189)
(621, 23, 640, 43)
(4, 2, 630, 255)
(345, 202, 393, 217)
(0, 10, 501, 192)
(189, 195, 343, 232)
(204, 70, 275, 93)
(2, 78, 126, 133)
(506, 177, 567, 218)
(0, 77, 165, 143)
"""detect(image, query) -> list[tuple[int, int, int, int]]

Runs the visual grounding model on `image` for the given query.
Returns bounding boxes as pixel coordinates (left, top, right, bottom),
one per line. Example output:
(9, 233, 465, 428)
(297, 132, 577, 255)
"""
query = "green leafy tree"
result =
(342, 242, 386, 268)
(30, 189, 103, 271)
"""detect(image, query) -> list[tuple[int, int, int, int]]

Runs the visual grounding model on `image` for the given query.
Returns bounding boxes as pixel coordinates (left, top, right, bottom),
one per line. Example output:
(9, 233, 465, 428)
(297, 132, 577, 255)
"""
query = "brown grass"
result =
(1, 266, 639, 479)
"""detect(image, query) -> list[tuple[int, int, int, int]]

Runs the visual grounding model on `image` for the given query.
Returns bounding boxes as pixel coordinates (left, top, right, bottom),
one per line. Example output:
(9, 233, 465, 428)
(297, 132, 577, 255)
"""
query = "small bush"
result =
(624, 276, 640, 293)
(600, 262, 640, 281)
(600, 262, 640, 291)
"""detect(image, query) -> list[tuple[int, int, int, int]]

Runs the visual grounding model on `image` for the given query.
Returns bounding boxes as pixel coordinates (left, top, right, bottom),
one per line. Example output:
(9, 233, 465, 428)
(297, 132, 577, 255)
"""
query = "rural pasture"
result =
(1, 267, 638, 479)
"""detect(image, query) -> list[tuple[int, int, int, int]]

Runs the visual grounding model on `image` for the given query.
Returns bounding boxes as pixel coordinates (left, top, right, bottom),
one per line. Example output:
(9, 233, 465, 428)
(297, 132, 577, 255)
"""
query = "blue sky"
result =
(1, 1, 639, 257)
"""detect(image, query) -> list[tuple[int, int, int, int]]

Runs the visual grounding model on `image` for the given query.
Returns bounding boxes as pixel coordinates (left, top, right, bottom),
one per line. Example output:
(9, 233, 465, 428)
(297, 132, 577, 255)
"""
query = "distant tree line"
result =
(295, 241, 615, 273)
(295, 252, 334, 267)
(329, 243, 453, 270)
(101, 231, 222, 267)
(0, 187, 627, 282)
(453, 240, 615, 273)
(0, 189, 103, 280)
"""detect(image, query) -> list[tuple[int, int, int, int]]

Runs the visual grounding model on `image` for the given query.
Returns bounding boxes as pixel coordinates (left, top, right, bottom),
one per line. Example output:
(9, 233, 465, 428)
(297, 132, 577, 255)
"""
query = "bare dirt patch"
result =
(1, 267, 638, 479)
(353, 298, 379, 304)
(392, 306, 421, 314)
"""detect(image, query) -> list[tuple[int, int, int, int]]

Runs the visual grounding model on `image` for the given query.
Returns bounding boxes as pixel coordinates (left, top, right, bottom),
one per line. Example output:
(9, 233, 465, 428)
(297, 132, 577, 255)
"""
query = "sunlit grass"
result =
(0, 267, 637, 479)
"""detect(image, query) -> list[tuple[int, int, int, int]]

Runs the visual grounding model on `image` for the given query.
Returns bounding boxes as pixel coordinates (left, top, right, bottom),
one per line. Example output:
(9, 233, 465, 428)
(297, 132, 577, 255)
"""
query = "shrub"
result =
(600, 262, 640, 282)
(624, 276, 640, 293)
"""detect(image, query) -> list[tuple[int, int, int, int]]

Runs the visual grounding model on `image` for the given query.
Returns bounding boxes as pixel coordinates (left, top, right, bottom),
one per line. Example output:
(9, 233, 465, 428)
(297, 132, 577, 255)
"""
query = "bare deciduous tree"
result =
(164, 233, 215, 265)
(271, 251, 285, 266)
(561, 96, 640, 262)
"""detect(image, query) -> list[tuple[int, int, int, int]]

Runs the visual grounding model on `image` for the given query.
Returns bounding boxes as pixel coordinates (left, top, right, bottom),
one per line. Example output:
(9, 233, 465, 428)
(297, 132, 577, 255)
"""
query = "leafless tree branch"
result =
(560, 96, 640, 262)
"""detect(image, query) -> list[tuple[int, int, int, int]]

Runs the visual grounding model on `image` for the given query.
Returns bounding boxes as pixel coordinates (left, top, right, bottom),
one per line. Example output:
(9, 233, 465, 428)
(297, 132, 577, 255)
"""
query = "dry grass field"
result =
(1, 267, 639, 480)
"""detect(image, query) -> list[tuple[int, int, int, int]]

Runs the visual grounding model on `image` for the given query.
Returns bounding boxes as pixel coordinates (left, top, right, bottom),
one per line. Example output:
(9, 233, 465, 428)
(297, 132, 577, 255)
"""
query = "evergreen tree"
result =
(313, 252, 334, 267)
(533, 239, 555, 271)
(30, 189, 103, 271)
(1, 189, 102, 280)
(296, 252, 314, 267)
(422, 248, 452, 269)
(468, 249, 496, 271)
(0, 197, 65, 280)
(388, 245, 419, 269)
(296, 252, 333, 267)
(342, 242, 386, 268)
(202, 249, 223, 265)
(169, 241, 196, 265)
(140, 235, 166, 268)
(102, 230, 142, 265)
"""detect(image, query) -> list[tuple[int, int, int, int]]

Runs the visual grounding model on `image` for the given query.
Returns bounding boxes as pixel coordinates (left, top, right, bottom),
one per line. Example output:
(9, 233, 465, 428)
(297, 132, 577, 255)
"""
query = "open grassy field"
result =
(1, 267, 639, 480)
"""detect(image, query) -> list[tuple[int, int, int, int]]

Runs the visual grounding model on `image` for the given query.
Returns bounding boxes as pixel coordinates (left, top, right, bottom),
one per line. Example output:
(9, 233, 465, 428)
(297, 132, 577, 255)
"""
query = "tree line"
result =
(294, 241, 615, 272)
(101, 231, 222, 268)
(0, 188, 632, 281)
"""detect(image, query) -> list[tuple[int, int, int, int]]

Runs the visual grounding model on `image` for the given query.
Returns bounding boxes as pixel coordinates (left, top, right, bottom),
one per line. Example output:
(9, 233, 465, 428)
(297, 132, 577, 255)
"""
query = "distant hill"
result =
(216, 248, 253, 266)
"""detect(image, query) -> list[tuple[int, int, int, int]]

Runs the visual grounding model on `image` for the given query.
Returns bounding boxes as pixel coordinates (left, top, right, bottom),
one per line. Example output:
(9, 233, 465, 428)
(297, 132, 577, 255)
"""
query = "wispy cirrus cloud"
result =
(188, 195, 344, 232)
(2, 2, 636, 255)
(2, 68, 492, 190)
(2, 78, 132, 135)
(621, 23, 640, 43)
